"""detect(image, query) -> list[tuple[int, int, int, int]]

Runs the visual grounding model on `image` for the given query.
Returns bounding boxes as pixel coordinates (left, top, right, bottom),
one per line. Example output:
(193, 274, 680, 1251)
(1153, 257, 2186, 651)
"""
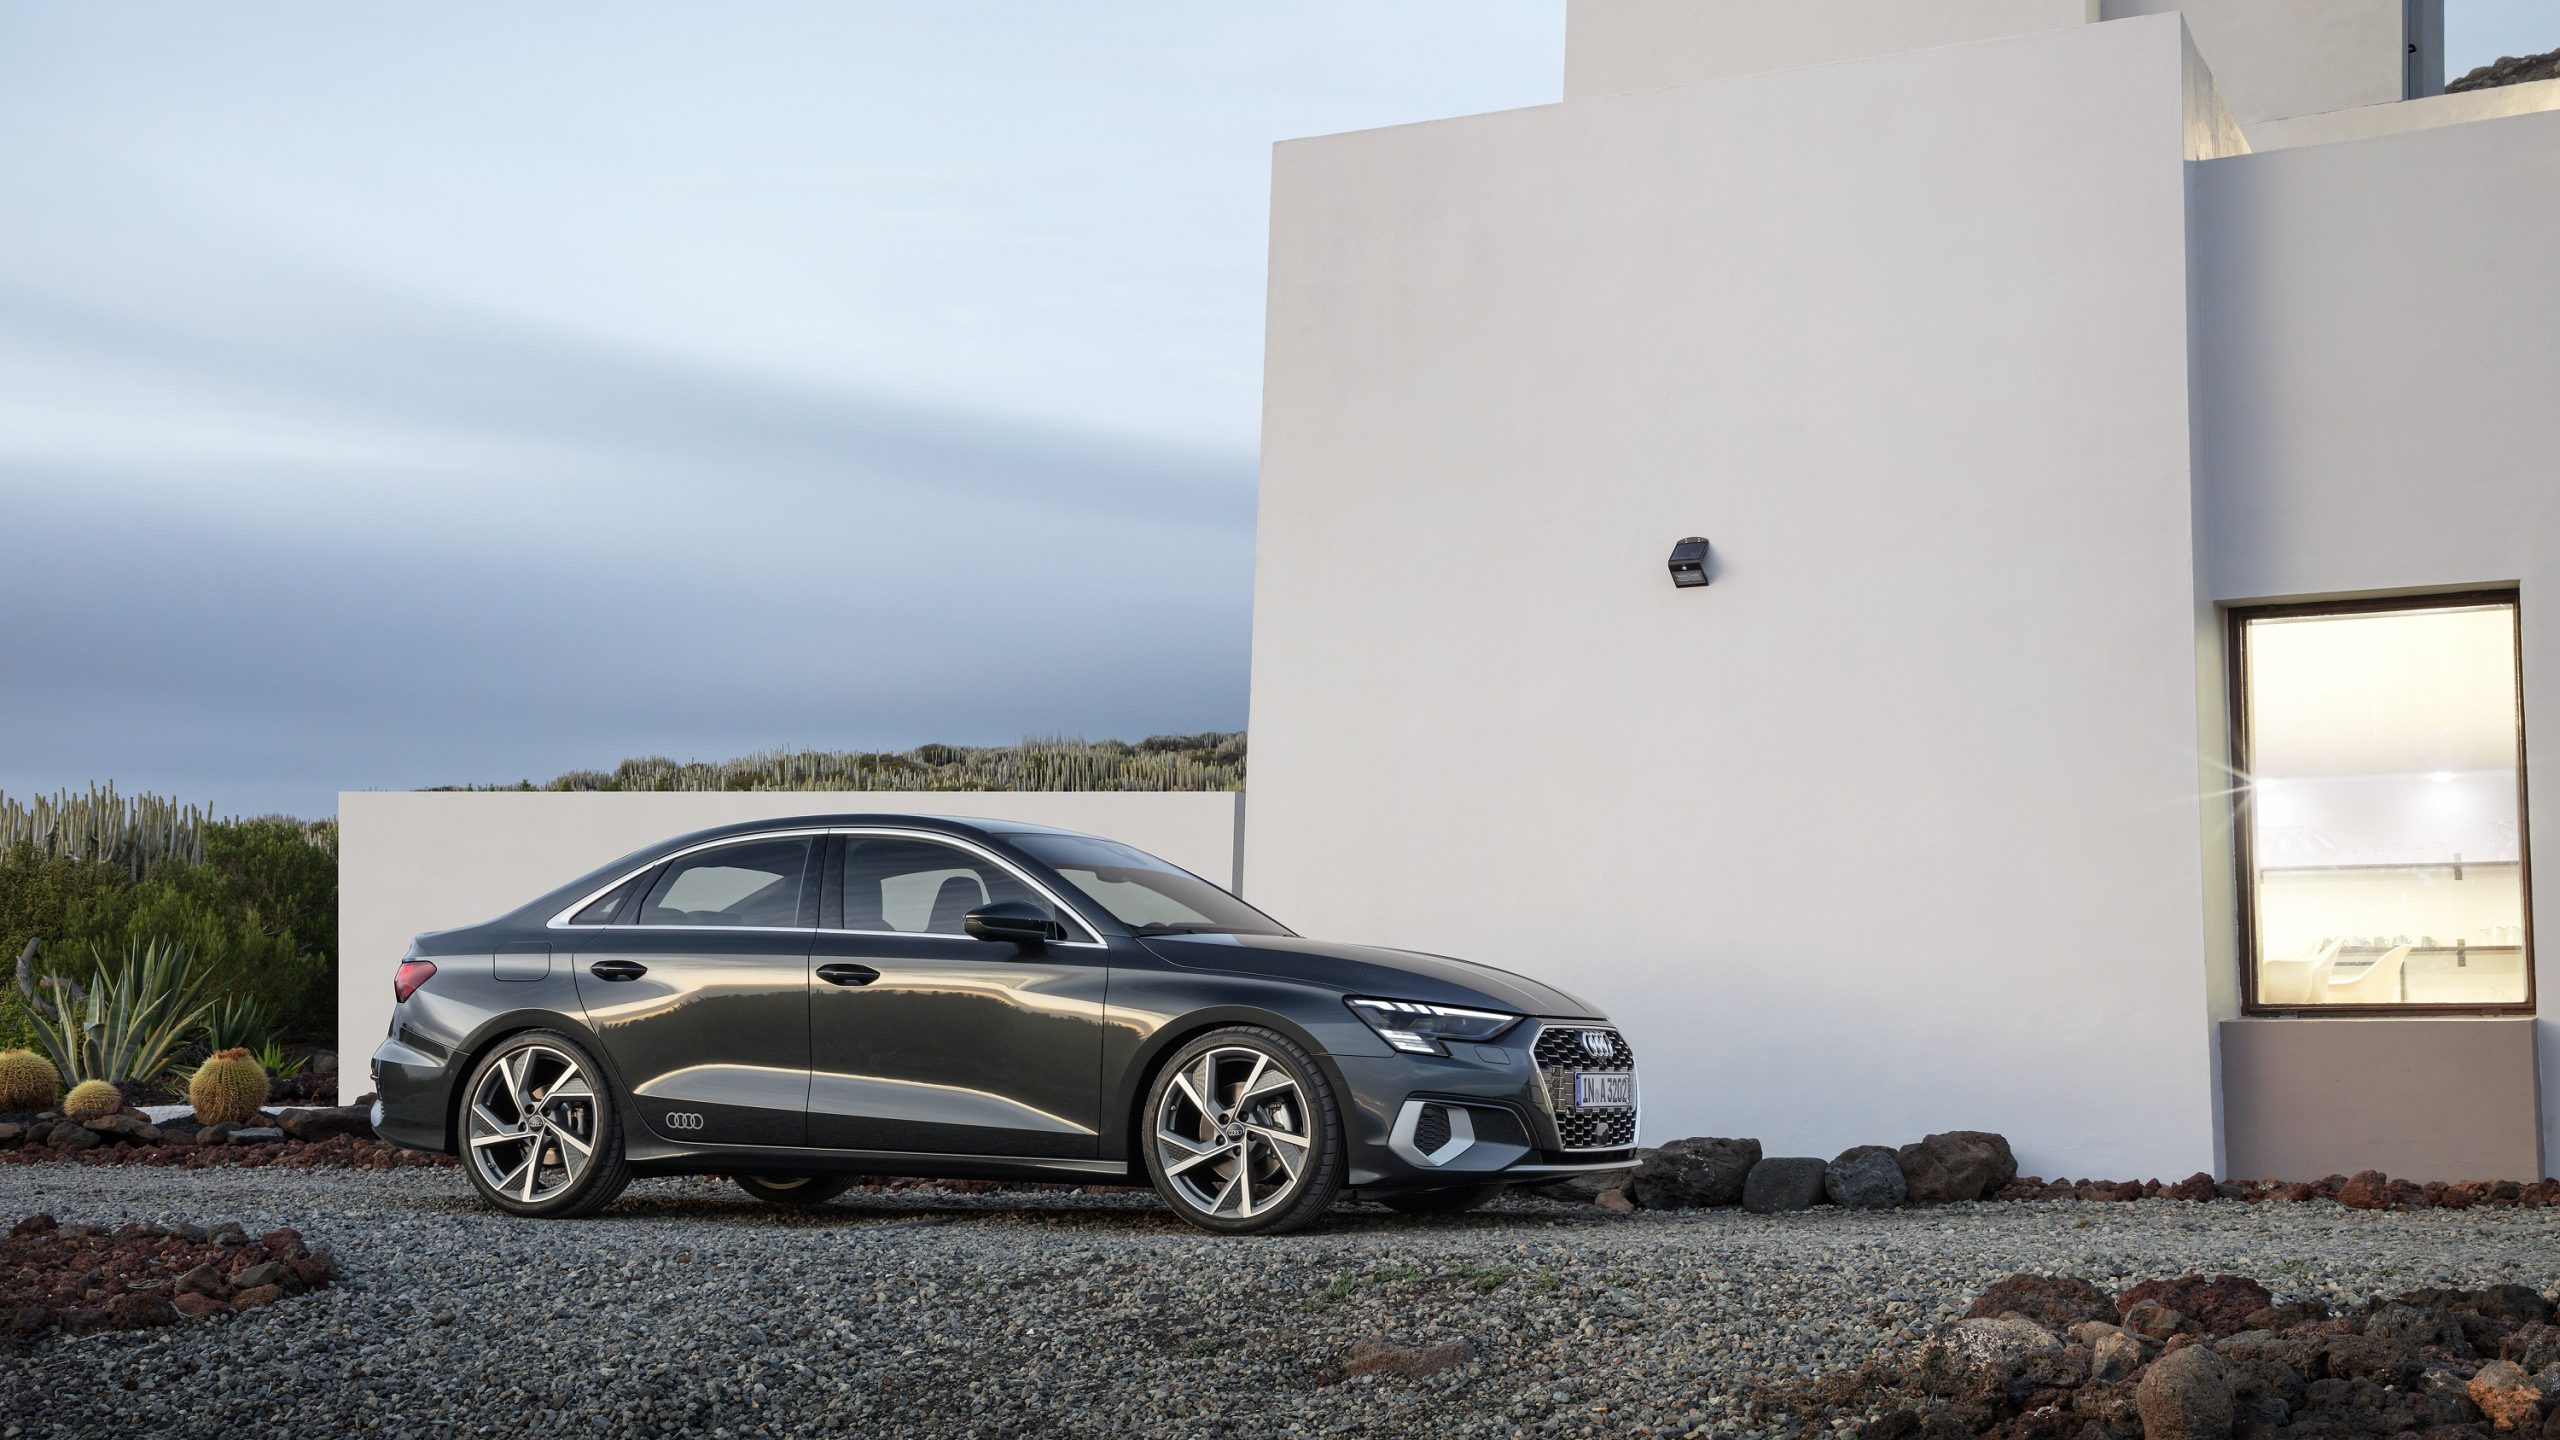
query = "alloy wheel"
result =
(1151, 1045, 1314, 1221)
(466, 1043, 601, 1206)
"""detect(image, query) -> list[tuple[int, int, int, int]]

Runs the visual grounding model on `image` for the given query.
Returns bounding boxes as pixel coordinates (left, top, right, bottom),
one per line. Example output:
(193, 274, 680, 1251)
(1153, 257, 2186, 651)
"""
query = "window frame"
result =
(547, 826, 1103, 948)
(2227, 588, 2536, 1017)
(633, 834, 820, 930)
(826, 832, 1096, 945)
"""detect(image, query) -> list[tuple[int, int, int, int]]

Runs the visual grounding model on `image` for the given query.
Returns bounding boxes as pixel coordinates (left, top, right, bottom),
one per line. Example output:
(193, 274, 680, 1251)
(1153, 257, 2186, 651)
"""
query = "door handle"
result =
(815, 963, 880, 987)
(588, 960, 648, 982)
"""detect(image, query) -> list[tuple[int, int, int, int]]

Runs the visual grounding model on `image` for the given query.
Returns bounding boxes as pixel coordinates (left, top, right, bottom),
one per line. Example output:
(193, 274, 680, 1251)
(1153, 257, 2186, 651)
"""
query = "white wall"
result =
(337, 791, 1243, 1065)
(1251, 18, 2239, 1179)
(1563, 0, 2097, 99)
(2102, 0, 2410, 123)
(2190, 106, 2560, 1169)
(1564, 1, 2409, 126)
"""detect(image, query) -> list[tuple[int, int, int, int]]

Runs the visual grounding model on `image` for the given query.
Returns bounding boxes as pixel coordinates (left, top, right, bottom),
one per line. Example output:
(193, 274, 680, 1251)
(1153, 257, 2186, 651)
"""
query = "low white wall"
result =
(337, 791, 1243, 1063)
(1563, 0, 2096, 99)
(2192, 107, 2560, 1172)
(2245, 77, 2560, 152)
(1251, 19, 2234, 1180)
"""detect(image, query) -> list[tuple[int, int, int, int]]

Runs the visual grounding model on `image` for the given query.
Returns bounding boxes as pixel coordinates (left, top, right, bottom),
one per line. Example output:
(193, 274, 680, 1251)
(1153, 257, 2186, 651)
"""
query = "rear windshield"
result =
(1011, 835, 1291, 937)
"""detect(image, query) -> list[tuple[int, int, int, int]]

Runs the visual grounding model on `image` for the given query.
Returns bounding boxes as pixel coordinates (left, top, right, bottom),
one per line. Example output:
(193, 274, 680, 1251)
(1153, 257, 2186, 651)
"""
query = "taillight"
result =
(393, 960, 437, 1003)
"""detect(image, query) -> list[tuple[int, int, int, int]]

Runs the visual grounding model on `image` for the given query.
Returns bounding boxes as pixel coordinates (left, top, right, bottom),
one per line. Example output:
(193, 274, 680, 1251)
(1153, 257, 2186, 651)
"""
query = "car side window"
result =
(639, 838, 811, 927)
(570, 873, 648, 926)
(840, 837, 1055, 937)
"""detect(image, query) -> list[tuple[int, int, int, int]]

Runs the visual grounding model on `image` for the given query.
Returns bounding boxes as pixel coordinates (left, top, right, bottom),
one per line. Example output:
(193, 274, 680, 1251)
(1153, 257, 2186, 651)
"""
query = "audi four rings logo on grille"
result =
(662, 1111, 705, 1130)
(1578, 1031, 1615, 1064)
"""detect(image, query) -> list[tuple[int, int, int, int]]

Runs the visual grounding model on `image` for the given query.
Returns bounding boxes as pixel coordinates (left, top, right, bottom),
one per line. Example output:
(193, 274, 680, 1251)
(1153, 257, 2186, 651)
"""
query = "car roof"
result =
(497, 812, 1111, 930)
(656, 812, 1098, 843)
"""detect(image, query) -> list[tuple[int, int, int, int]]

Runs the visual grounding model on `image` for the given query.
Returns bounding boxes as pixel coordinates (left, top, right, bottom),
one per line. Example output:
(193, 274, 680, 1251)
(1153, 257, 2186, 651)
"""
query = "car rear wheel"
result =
(460, 1030, 631, 1218)
(734, 1174, 860, 1206)
(1142, 1026, 1345, 1236)
(1380, 1181, 1509, 1214)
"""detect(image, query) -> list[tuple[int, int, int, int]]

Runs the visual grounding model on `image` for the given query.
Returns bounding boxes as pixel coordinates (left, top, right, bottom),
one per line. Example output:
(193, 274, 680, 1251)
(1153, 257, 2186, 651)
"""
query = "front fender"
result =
(1098, 974, 1393, 1161)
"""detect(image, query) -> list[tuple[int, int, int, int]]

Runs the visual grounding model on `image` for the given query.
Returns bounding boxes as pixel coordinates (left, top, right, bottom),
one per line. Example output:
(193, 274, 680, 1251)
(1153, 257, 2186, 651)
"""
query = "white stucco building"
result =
(1244, 0, 2560, 1182)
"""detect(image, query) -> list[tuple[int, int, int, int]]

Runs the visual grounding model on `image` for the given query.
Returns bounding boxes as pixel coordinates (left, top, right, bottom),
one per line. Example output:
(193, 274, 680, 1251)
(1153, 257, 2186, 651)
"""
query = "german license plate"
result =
(1573, 1071, 1634, 1110)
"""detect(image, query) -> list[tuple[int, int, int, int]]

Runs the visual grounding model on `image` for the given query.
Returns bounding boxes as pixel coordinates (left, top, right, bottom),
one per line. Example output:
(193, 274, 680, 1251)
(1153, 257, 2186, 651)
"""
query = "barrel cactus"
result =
(0, 1049, 60, 1112)
(189, 1047, 269, 1126)
(62, 1079, 123, 1119)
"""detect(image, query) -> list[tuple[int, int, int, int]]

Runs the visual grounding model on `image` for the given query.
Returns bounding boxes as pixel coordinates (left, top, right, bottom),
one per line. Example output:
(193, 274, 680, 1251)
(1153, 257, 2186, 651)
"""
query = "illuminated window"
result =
(2234, 595, 2532, 1011)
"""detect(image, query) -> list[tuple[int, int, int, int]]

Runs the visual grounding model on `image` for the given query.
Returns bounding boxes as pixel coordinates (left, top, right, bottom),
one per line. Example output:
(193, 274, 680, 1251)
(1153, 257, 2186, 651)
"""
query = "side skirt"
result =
(625, 1140, 1140, 1185)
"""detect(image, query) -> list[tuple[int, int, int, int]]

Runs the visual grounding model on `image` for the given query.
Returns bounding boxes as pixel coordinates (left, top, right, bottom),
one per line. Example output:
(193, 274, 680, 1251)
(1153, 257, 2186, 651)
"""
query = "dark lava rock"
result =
(2119, 1275, 2275, 1337)
(276, 1105, 376, 1143)
(104, 1292, 177, 1329)
(1825, 1145, 1908, 1209)
(1895, 1131, 2016, 1204)
(1628, 1136, 1760, 1209)
(1741, 1157, 1829, 1213)
(1968, 1274, 2116, 1332)
(2135, 1344, 2232, 1440)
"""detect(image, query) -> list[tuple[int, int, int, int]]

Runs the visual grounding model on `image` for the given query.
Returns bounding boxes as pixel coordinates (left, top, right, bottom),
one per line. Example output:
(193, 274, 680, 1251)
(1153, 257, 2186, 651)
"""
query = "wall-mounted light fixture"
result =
(1667, 537, 1710, 589)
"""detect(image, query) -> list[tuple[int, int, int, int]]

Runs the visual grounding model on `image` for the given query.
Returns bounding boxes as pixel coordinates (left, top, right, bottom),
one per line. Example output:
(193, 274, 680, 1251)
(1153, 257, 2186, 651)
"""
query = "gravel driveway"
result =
(3, 1166, 2556, 1439)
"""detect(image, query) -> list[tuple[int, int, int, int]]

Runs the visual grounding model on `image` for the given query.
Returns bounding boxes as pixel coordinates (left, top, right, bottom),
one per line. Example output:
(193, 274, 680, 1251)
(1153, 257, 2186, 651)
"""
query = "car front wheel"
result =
(1142, 1026, 1344, 1235)
(459, 1030, 632, 1218)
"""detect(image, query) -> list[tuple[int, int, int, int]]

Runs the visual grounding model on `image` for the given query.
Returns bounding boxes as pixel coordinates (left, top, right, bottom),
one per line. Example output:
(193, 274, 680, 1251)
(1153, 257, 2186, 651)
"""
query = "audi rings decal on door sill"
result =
(662, 1111, 706, 1131)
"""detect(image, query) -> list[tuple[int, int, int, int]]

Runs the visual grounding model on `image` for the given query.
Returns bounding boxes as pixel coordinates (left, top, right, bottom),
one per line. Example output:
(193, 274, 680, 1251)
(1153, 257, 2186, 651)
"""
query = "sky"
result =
(0, 3, 1560, 817)
(1, 2, 2552, 819)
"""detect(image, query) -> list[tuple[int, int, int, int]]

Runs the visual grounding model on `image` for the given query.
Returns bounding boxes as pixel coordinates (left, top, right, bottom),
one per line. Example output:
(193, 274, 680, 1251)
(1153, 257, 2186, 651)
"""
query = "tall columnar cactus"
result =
(0, 1049, 61, 1113)
(62, 1079, 123, 1119)
(189, 1047, 270, 1126)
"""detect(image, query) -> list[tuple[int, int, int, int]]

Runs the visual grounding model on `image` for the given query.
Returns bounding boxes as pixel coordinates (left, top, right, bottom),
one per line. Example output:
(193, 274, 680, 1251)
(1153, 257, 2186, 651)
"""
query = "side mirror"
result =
(965, 900, 1063, 950)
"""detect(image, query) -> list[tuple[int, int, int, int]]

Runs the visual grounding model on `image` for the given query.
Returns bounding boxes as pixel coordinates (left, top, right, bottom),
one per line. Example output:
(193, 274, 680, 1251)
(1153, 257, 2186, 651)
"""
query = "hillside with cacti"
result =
(457, 732, 1246, 795)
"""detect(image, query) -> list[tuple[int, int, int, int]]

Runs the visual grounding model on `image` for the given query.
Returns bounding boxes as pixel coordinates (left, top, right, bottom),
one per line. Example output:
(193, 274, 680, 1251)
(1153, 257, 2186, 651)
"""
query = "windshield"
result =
(1010, 835, 1292, 937)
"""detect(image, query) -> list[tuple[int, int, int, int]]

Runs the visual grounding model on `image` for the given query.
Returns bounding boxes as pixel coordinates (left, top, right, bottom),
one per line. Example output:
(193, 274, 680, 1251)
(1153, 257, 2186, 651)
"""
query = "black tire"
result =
(457, 1029, 632, 1219)
(1140, 1025, 1345, 1236)
(734, 1174, 861, 1206)
(1381, 1182, 1509, 1215)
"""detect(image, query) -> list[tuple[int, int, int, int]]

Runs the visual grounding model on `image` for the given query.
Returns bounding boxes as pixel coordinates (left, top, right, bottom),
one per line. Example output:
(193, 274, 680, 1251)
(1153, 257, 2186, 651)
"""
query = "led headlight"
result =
(1346, 997, 1521, 1056)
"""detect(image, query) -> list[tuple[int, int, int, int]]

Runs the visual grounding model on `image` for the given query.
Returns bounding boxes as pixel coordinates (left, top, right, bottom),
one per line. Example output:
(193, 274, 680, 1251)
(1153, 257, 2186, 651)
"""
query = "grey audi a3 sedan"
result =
(370, 815, 1639, 1234)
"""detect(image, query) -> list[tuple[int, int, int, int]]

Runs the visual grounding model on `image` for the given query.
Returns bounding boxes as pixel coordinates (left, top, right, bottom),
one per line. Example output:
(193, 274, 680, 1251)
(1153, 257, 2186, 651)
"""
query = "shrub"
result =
(62, 1079, 122, 1119)
(189, 1047, 269, 1125)
(0, 817, 336, 1042)
(0, 1049, 60, 1112)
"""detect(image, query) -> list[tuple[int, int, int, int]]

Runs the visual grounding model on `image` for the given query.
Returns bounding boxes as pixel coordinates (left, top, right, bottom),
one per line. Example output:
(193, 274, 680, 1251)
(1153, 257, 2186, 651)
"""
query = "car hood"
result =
(1137, 932, 1605, 1020)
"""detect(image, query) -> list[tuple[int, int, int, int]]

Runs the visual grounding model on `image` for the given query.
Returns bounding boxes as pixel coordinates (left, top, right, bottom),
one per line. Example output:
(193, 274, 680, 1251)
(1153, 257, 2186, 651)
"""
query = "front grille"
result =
(1533, 1025, 1639, 1151)
(1411, 1103, 1452, 1154)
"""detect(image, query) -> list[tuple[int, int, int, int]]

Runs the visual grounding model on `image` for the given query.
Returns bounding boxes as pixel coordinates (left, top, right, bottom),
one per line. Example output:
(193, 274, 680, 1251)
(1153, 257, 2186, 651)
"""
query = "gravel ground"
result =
(2, 1166, 2556, 1440)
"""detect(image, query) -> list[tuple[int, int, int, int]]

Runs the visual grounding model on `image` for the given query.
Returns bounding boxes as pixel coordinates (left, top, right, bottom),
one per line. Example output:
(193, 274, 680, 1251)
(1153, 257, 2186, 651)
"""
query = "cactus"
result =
(0, 1049, 61, 1113)
(0, 783, 208, 879)
(62, 1079, 122, 1119)
(189, 1047, 270, 1126)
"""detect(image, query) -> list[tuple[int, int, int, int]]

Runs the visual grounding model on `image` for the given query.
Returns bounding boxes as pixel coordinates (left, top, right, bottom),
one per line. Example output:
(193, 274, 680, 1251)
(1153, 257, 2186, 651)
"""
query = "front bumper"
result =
(1332, 1018, 1639, 1190)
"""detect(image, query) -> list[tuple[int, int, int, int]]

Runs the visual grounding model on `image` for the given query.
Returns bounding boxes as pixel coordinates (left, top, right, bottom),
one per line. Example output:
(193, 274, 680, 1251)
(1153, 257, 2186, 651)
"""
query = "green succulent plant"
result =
(22, 937, 217, 1086)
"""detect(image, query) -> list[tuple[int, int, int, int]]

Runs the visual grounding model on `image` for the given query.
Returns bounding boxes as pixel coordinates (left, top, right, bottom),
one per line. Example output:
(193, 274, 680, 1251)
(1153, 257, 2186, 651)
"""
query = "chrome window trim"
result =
(545, 826, 1106, 948)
